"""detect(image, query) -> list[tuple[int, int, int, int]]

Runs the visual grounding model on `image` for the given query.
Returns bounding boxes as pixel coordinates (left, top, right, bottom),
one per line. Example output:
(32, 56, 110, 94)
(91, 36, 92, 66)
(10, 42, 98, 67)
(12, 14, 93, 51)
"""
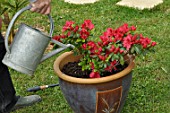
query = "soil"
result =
(62, 61, 128, 78)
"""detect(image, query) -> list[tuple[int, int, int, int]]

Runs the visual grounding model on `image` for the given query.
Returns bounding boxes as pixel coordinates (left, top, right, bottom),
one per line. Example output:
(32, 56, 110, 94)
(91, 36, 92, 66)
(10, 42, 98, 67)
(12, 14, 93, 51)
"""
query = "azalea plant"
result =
(53, 20, 156, 78)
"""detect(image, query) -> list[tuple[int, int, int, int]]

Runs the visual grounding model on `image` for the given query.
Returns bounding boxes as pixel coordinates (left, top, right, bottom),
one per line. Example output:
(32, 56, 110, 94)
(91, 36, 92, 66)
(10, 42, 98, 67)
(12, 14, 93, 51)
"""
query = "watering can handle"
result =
(4, 5, 54, 53)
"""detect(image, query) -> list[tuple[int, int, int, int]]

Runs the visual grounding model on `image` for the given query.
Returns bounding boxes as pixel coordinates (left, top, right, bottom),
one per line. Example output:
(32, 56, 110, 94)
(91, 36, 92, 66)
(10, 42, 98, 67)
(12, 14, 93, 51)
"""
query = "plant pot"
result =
(53, 51, 135, 113)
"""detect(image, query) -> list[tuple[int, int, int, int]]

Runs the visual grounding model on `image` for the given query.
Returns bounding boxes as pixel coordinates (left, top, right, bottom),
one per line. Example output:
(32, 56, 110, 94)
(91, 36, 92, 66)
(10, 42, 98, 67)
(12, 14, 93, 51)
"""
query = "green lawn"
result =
(9, 0, 170, 113)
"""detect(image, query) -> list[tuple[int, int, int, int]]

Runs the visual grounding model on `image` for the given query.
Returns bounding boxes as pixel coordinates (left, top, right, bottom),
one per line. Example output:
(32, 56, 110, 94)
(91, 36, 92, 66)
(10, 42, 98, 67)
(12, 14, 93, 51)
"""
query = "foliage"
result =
(0, 0, 28, 26)
(0, 0, 28, 42)
(53, 20, 156, 78)
(0, 0, 28, 17)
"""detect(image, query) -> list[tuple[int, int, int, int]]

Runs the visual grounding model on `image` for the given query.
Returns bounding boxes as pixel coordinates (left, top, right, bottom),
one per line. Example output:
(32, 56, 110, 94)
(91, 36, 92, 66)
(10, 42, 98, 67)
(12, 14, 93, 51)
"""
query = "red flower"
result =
(105, 28, 114, 37)
(105, 66, 112, 72)
(80, 28, 90, 40)
(113, 32, 123, 42)
(130, 25, 136, 31)
(119, 49, 124, 54)
(62, 21, 75, 32)
(100, 35, 109, 45)
(99, 28, 114, 45)
(82, 19, 94, 30)
(140, 37, 151, 48)
(82, 43, 87, 49)
(53, 35, 61, 41)
(123, 34, 133, 50)
(114, 47, 120, 54)
(98, 47, 102, 52)
(73, 25, 79, 33)
(95, 47, 102, 55)
(111, 60, 117, 70)
(117, 23, 129, 34)
(109, 45, 115, 52)
(90, 62, 95, 70)
(151, 42, 157, 46)
(67, 31, 71, 37)
(98, 55, 105, 61)
(87, 41, 95, 47)
(90, 71, 100, 78)
(111, 60, 117, 66)
(86, 41, 98, 54)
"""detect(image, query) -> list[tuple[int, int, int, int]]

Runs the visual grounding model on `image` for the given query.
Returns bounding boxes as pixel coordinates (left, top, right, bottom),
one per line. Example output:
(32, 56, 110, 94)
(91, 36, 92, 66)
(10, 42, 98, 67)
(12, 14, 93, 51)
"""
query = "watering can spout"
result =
(40, 43, 75, 63)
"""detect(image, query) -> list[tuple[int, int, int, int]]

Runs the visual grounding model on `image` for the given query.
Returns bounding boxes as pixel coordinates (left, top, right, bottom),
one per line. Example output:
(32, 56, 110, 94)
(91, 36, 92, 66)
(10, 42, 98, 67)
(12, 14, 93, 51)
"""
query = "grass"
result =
(6, 0, 170, 112)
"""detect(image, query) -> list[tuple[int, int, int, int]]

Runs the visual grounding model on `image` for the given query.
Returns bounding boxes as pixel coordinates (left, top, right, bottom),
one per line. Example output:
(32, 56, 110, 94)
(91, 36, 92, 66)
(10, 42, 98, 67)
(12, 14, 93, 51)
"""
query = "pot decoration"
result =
(54, 51, 135, 113)
(52, 20, 156, 113)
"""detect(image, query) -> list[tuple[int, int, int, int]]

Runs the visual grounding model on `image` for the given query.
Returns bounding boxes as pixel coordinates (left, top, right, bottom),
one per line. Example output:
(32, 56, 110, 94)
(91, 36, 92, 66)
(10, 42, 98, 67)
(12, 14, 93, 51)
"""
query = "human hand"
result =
(30, 0, 51, 15)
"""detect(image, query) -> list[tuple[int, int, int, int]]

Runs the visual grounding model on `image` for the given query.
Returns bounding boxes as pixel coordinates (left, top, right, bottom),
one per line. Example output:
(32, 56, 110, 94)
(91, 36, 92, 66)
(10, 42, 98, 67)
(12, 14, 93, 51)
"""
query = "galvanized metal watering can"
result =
(2, 4, 74, 75)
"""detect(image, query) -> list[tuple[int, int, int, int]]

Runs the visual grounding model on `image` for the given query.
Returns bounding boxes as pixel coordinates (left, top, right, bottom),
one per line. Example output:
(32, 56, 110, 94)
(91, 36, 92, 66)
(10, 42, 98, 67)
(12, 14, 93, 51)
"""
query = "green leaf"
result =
(120, 56, 125, 65)
(105, 53, 112, 62)
(0, 7, 8, 15)
(76, 33, 80, 37)
(82, 39, 86, 42)
(76, 38, 82, 42)
(17, 0, 28, 9)
(130, 46, 135, 53)
(134, 45, 141, 54)
(101, 52, 105, 55)
(104, 63, 107, 68)
(114, 54, 119, 60)
(3, 2, 15, 9)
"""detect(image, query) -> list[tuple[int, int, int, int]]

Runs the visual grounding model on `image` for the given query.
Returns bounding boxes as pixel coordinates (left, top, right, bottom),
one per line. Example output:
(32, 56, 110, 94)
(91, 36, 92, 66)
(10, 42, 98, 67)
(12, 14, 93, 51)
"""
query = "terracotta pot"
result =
(54, 51, 135, 113)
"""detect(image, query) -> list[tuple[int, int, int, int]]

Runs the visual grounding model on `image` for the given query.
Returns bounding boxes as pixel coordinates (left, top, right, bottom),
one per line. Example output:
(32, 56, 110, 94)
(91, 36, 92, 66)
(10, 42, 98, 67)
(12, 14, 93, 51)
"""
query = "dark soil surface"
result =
(62, 61, 128, 78)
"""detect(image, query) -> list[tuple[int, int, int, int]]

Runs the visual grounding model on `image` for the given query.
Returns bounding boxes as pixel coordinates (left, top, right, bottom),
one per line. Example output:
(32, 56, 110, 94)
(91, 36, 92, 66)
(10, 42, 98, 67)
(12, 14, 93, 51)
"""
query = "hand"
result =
(30, 0, 51, 15)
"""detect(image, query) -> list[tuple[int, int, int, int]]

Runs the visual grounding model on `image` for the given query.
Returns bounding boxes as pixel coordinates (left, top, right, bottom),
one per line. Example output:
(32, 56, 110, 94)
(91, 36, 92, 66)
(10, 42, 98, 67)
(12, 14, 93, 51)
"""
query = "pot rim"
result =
(53, 51, 135, 84)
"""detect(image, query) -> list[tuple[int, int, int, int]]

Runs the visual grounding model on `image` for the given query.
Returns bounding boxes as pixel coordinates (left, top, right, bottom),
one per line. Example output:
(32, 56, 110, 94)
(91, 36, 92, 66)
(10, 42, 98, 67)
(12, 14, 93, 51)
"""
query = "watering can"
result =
(2, 2, 74, 76)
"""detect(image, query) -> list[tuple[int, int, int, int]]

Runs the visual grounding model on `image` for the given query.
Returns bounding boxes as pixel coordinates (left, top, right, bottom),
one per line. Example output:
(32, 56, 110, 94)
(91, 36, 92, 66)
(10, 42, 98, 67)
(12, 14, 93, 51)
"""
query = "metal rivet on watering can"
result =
(2, 1, 74, 76)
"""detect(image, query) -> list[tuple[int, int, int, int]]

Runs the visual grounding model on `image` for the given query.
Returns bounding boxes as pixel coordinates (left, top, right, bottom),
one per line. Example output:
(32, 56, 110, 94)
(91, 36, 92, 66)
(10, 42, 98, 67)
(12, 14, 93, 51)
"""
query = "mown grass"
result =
(8, 0, 170, 113)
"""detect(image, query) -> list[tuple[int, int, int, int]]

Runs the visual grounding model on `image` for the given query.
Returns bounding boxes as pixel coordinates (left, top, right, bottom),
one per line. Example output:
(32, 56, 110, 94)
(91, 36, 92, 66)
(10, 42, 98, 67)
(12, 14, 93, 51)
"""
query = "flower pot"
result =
(54, 51, 135, 113)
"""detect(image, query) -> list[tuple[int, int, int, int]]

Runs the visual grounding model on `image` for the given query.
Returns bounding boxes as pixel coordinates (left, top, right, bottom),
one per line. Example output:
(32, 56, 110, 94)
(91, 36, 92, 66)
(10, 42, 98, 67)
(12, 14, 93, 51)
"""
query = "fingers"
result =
(30, 0, 51, 15)
(39, 4, 51, 15)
